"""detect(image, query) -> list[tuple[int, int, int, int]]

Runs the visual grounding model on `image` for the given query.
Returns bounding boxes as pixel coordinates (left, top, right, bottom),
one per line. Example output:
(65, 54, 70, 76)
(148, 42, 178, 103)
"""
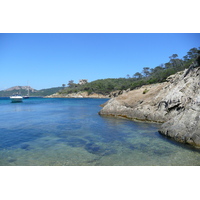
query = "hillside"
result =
(3, 86, 35, 92)
(31, 87, 63, 96)
(55, 47, 200, 97)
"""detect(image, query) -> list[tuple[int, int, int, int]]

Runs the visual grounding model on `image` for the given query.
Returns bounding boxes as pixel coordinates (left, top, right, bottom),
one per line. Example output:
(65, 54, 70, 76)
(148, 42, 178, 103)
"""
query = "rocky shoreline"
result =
(45, 89, 131, 99)
(46, 91, 109, 98)
(99, 56, 200, 148)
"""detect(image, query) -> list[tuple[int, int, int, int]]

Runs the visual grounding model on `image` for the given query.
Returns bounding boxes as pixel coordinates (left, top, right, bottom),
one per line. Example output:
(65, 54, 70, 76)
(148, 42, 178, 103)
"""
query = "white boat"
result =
(10, 95, 23, 103)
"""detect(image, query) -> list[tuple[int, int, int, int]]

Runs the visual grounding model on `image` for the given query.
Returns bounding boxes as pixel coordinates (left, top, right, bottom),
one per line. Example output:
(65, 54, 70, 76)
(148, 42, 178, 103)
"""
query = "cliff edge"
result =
(99, 56, 200, 147)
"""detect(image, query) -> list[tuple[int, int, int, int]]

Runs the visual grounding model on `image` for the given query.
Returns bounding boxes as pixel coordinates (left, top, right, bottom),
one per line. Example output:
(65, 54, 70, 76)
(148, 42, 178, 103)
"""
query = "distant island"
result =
(0, 86, 63, 97)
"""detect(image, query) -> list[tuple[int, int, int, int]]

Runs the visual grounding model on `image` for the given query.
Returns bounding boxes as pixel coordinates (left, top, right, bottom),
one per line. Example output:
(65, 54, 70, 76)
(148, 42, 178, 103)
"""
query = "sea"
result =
(1, 97, 200, 166)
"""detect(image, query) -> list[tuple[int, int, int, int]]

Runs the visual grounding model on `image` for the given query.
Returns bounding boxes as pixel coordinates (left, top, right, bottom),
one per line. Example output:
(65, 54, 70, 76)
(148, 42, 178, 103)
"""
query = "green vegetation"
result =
(59, 47, 200, 96)
(143, 89, 149, 94)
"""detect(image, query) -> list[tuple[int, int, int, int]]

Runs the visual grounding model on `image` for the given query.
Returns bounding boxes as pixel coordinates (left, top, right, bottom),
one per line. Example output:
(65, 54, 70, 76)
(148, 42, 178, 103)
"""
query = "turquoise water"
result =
(1, 97, 200, 166)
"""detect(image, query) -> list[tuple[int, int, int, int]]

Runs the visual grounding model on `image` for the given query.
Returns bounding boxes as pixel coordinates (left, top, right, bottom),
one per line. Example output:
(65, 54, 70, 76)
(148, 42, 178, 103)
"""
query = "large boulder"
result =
(99, 82, 170, 123)
(158, 105, 200, 146)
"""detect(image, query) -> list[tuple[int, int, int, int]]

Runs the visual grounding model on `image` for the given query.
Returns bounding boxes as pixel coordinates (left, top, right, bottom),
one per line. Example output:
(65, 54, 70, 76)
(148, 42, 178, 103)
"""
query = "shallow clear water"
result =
(1, 97, 200, 166)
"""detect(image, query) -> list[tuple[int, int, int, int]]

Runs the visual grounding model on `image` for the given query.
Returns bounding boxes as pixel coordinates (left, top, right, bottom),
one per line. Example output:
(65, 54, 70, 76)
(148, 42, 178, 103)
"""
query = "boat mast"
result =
(27, 81, 29, 96)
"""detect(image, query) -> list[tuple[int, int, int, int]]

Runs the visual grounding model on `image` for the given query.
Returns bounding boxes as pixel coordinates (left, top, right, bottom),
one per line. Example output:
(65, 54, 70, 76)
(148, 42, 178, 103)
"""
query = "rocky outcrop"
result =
(159, 56, 200, 147)
(99, 81, 174, 123)
(99, 56, 200, 147)
(46, 91, 109, 98)
(159, 105, 200, 147)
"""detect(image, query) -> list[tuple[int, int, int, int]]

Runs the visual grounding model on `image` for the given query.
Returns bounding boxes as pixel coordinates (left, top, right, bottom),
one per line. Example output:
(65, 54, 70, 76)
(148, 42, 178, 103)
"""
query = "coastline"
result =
(45, 91, 109, 99)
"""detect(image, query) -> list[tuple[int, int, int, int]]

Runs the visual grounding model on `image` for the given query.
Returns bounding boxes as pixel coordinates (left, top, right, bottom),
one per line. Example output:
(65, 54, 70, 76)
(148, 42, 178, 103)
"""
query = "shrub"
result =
(143, 88, 149, 94)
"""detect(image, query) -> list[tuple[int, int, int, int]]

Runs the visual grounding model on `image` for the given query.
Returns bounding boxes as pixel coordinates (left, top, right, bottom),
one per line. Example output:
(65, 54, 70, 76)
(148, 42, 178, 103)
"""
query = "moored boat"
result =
(23, 85, 30, 99)
(10, 95, 23, 103)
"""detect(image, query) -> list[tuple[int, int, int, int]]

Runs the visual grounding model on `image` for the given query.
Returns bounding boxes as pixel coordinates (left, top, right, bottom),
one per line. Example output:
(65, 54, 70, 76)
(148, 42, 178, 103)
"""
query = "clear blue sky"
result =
(0, 33, 199, 90)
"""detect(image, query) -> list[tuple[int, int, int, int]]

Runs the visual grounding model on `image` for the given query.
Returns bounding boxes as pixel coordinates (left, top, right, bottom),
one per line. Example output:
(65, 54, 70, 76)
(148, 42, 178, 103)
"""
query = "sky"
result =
(0, 33, 199, 90)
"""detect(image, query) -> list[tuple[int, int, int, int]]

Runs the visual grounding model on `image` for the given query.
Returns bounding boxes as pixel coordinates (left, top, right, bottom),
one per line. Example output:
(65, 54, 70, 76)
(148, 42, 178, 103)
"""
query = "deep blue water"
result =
(1, 97, 200, 166)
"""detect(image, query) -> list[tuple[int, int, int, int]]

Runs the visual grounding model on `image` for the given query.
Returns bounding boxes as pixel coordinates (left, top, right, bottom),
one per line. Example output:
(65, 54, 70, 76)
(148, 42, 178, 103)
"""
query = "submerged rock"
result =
(20, 143, 31, 150)
(84, 142, 116, 156)
(99, 56, 200, 147)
